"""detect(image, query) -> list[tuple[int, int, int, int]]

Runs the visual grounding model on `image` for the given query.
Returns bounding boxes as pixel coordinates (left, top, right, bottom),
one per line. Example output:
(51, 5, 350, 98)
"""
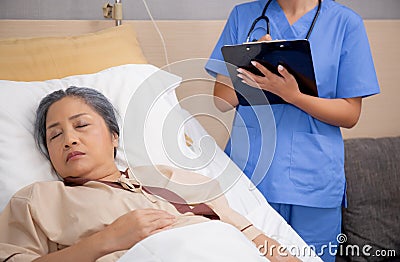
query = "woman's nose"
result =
(63, 131, 78, 149)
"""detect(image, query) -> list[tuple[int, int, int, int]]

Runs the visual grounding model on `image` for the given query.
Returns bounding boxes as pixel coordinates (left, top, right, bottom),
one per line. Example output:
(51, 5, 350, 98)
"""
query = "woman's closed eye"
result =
(75, 121, 90, 129)
(50, 132, 62, 140)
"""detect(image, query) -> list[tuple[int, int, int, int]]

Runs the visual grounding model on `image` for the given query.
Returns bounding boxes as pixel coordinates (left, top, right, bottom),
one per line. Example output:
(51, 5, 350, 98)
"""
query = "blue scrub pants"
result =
(269, 203, 341, 262)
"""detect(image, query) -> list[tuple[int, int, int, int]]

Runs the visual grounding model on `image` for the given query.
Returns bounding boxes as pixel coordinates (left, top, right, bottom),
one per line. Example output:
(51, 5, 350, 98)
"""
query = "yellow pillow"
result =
(0, 24, 147, 81)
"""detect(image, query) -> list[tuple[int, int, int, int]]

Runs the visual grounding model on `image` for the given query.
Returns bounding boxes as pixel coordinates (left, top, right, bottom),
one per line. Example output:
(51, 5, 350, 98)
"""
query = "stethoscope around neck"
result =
(246, 0, 322, 42)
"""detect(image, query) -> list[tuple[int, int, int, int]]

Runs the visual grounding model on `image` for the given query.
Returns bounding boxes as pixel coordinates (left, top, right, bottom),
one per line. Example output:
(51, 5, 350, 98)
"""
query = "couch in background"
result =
(336, 137, 400, 262)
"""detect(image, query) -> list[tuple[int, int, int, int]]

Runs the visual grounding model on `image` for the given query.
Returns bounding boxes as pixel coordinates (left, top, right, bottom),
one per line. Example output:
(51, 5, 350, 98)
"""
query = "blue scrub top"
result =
(205, 0, 380, 208)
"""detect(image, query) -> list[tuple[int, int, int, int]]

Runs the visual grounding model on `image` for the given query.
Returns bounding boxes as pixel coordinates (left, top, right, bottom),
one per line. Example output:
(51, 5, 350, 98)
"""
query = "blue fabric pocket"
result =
(289, 132, 334, 190)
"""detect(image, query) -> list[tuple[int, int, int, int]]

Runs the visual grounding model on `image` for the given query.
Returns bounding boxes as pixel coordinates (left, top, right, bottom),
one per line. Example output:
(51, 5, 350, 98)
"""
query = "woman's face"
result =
(45, 96, 119, 179)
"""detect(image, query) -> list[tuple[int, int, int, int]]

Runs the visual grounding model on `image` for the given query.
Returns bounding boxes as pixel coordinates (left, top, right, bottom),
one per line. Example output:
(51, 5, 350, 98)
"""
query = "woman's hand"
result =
(253, 234, 301, 262)
(237, 62, 301, 104)
(98, 209, 176, 252)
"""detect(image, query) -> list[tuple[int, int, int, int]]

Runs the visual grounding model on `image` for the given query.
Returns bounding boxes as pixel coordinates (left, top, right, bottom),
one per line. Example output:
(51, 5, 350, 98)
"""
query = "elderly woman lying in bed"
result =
(0, 87, 299, 262)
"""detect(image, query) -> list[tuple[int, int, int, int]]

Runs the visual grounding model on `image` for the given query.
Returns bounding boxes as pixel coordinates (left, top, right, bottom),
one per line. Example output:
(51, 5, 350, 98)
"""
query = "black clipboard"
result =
(221, 40, 318, 105)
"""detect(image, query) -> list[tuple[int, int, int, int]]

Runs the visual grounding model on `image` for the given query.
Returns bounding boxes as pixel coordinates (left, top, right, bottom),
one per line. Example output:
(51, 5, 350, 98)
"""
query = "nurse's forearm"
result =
(288, 94, 362, 128)
(213, 74, 239, 112)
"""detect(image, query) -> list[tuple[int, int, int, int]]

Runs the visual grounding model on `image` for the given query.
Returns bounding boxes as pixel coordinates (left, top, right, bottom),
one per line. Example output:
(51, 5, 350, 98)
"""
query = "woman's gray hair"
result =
(34, 86, 120, 159)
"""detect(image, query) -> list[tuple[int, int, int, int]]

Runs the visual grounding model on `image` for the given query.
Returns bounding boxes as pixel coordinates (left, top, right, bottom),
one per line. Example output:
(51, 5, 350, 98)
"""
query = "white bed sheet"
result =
(119, 221, 267, 262)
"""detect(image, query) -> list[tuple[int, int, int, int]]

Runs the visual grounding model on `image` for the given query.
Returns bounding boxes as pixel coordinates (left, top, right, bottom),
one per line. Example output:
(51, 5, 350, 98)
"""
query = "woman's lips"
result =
(66, 151, 85, 162)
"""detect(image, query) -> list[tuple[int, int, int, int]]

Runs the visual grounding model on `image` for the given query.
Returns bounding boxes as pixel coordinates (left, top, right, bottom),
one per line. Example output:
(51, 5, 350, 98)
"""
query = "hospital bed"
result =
(1, 13, 398, 261)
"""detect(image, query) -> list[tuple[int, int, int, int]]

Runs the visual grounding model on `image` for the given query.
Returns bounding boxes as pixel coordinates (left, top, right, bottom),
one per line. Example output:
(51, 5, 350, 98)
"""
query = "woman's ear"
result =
(112, 132, 119, 148)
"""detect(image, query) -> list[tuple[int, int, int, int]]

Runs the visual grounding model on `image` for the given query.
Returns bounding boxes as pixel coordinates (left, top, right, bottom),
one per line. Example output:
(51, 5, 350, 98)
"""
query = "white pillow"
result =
(0, 64, 184, 211)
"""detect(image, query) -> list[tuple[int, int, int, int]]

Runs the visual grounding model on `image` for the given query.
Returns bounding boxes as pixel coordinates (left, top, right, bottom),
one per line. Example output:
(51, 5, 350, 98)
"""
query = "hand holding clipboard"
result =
(221, 40, 318, 105)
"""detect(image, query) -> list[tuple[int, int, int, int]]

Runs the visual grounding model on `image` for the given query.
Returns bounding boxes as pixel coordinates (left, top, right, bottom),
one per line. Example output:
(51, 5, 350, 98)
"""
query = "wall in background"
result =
(0, 0, 399, 20)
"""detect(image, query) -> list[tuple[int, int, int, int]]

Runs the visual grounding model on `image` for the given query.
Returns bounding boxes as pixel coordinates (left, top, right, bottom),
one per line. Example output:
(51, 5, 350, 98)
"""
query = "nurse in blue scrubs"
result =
(205, 0, 380, 261)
